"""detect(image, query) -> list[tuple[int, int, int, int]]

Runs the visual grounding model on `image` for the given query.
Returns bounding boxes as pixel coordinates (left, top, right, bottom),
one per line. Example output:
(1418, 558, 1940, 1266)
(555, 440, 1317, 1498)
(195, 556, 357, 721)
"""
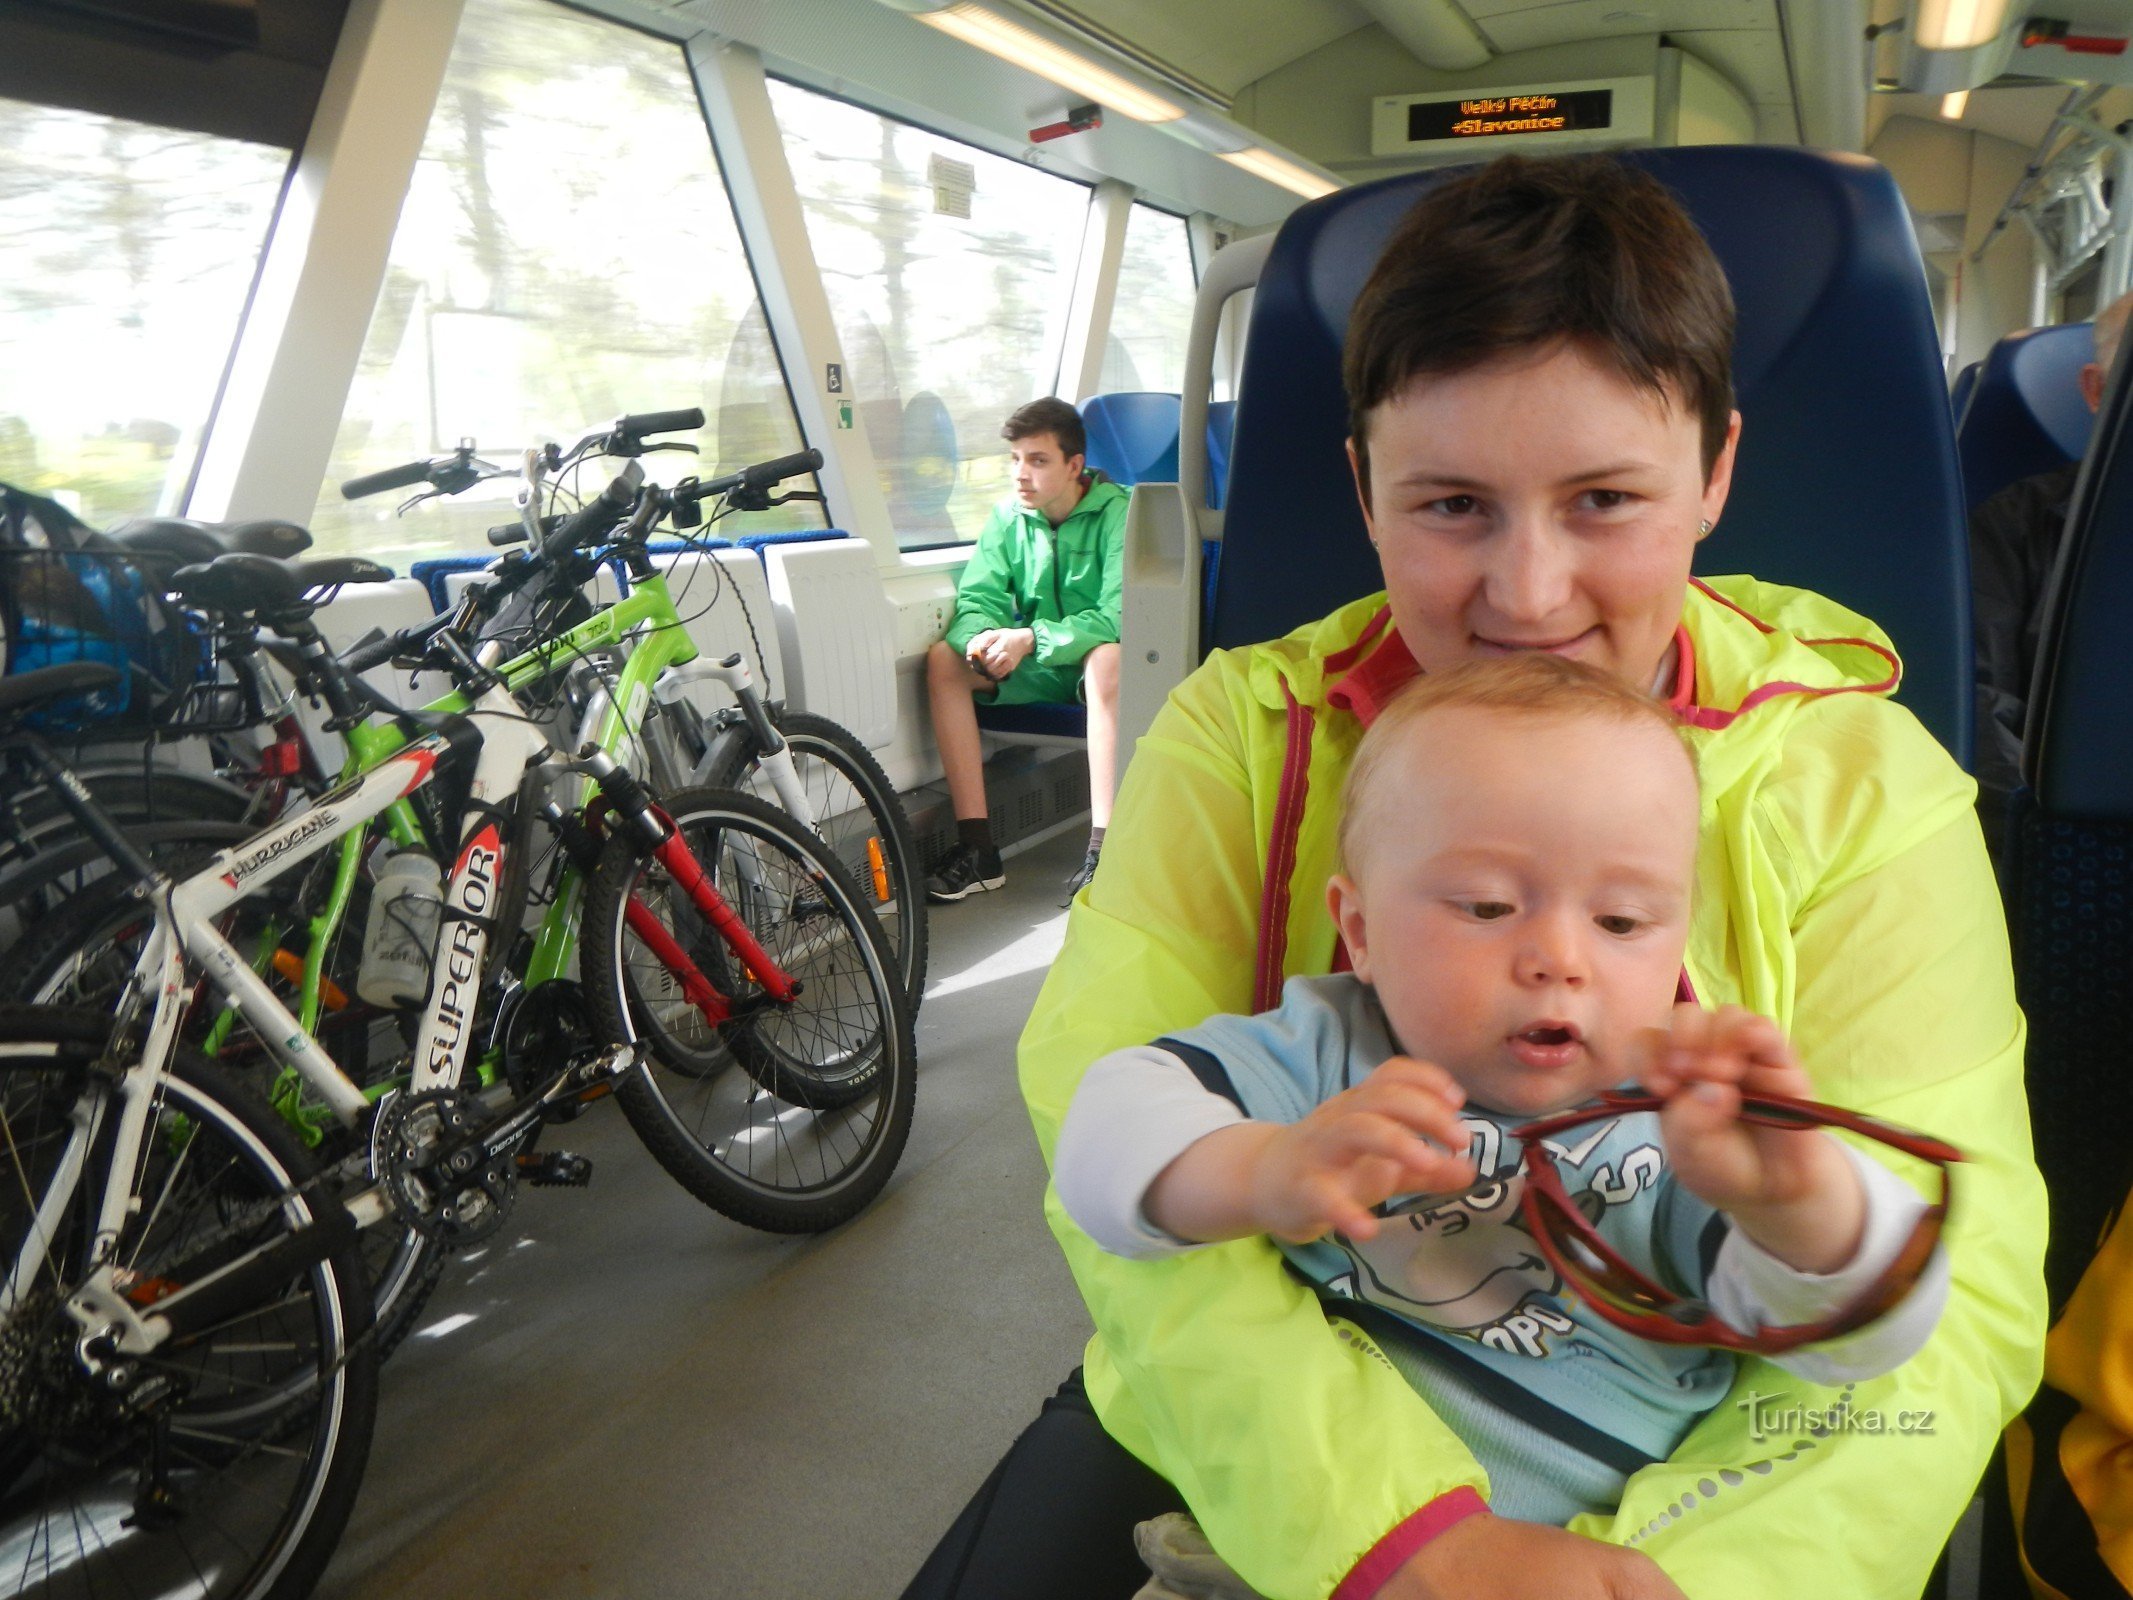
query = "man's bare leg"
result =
(925, 639, 1007, 900)
(1082, 643, 1120, 830)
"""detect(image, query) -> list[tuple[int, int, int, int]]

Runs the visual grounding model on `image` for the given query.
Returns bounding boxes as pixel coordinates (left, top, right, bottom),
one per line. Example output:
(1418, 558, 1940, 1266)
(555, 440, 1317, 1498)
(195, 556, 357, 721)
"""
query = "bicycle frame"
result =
(263, 566, 703, 1124)
(4, 684, 546, 1355)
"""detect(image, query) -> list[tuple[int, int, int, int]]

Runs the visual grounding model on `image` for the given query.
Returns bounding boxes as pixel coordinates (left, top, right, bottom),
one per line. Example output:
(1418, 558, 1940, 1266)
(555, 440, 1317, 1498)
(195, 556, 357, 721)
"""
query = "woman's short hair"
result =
(1003, 397, 1088, 462)
(1338, 653, 1697, 875)
(1344, 153, 1736, 489)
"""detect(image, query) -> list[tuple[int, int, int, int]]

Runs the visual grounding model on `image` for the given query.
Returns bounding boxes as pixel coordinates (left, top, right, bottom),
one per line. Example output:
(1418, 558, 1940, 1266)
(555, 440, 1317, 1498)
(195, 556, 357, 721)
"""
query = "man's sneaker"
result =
(926, 843, 1005, 903)
(1061, 845, 1101, 906)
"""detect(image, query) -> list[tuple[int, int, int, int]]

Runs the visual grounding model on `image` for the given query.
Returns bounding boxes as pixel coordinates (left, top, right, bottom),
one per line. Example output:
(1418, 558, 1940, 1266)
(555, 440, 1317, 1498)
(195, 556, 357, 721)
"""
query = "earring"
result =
(1697, 519, 1713, 538)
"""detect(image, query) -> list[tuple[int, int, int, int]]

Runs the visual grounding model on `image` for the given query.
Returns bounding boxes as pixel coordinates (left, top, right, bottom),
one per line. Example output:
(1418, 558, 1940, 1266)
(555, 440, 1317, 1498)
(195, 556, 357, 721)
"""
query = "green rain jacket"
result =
(1019, 574, 2047, 1600)
(943, 476, 1129, 668)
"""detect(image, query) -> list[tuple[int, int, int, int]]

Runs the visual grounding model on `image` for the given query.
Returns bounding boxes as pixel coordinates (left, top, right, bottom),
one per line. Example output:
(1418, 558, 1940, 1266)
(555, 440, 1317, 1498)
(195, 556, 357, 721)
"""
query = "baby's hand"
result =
(1640, 1004, 1862, 1272)
(1250, 1058, 1478, 1244)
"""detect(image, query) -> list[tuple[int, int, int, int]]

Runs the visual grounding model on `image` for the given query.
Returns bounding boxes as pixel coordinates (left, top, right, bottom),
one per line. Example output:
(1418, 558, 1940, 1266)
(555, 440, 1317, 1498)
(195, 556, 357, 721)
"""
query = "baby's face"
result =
(1334, 705, 1699, 1118)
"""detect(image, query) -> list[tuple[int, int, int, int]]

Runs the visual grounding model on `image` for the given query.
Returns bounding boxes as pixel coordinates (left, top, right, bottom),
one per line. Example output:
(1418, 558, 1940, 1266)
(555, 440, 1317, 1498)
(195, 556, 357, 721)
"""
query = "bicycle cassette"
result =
(373, 1087, 516, 1247)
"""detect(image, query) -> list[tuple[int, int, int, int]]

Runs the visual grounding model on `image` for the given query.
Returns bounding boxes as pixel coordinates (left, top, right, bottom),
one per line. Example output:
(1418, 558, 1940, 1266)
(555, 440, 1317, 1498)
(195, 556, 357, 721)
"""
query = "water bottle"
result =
(358, 848, 443, 1009)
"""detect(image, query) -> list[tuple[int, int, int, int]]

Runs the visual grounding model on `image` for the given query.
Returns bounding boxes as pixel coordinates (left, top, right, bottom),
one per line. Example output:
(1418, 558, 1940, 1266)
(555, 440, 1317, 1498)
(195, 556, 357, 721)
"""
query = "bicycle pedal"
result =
(516, 1150, 593, 1188)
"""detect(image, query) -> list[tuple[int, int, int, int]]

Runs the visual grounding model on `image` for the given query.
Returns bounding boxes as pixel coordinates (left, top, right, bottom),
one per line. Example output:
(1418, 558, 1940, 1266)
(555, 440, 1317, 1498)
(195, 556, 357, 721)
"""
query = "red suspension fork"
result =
(645, 829, 800, 1003)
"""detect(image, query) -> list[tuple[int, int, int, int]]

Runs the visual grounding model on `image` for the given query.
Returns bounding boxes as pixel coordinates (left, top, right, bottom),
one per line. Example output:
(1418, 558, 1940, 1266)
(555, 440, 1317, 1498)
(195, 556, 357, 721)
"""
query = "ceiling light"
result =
(1941, 89, 1970, 117)
(914, 3, 1184, 123)
(1219, 147, 1341, 200)
(1912, 0, 2014, 52)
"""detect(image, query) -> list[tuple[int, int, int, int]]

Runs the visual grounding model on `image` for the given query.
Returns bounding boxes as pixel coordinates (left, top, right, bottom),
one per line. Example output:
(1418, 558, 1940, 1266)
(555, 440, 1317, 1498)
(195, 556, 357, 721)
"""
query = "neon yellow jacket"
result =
(1020, 574, 2047, 1600)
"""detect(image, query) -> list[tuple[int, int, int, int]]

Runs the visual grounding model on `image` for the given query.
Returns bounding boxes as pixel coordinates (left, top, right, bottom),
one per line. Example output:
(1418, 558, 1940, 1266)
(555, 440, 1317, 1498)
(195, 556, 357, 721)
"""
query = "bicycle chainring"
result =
(373, 1087, 516, 1247)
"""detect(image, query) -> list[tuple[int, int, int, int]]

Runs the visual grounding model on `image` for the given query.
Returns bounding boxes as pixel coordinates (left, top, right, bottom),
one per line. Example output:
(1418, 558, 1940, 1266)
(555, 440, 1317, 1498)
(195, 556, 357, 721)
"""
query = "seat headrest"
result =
(1081, 392, 1181, 487)
(2028, 337, 2133, 816)
(1213, 146, 1969, 761)
(1958, 322, 2095, 510)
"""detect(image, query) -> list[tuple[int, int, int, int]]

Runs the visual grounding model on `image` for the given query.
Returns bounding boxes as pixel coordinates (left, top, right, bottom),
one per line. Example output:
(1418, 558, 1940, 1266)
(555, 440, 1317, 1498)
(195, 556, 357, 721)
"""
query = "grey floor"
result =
(317, 828, 1096, 1600)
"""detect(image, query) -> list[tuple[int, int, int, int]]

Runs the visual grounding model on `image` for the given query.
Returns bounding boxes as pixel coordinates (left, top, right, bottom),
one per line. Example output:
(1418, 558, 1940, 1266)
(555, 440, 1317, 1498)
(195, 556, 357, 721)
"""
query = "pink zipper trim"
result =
(1255, 680, 1314, 1013)
(1678, 578, 1902, 731)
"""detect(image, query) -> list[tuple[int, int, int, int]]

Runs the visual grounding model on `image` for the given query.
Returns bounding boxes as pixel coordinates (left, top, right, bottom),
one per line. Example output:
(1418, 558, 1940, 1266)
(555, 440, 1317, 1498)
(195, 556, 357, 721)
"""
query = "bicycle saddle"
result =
(171, 553, 392, 616)
(107, 516, 314, 568)
(0, 661, 124, 722)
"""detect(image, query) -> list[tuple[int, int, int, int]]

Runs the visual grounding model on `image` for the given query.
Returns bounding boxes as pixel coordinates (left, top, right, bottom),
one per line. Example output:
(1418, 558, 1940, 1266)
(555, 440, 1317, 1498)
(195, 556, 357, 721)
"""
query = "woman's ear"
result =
(1328, 873, 1373, 984)
(1700, 410, 1743, 528)
(1345, 437, 1379, 548)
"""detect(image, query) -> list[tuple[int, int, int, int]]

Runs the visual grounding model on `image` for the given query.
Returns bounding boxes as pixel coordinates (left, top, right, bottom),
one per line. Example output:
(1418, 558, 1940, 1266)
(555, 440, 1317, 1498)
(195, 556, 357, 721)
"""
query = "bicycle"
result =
(0, 537, 911, 1592)
(358, 411, 927, 1014)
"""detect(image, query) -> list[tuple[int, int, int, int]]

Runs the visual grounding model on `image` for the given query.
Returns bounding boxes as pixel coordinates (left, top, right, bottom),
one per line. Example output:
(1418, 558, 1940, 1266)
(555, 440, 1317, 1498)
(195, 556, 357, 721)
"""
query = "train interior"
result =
(6, 0, 2133, 1594)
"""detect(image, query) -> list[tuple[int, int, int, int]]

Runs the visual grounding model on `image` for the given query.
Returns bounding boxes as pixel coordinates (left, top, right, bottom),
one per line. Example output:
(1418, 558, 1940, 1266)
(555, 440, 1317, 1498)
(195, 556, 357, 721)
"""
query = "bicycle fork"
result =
(576, 744, 801, 1023)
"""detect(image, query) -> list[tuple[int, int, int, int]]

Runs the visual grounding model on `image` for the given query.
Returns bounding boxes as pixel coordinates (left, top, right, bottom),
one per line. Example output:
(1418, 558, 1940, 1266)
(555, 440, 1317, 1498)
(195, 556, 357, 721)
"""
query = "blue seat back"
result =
(2012, 333, 2133, 1305)
(1950, 360, 1981, 427)
(1206, 400, 1239, 509)
(1212, 147, 1971, 763)
(1081, 392, 1180, 487)
(1957, 323, 2095, 511)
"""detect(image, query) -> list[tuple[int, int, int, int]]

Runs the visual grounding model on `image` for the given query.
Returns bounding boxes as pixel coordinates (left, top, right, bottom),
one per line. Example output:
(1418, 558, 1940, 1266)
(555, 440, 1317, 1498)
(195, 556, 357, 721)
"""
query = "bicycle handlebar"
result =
(675, 447, 825, 506)
(338, 611, 453, 675)
(340, 460, 434, 500)
(543, 463, 645, 564)
(616, 407, 704, 438)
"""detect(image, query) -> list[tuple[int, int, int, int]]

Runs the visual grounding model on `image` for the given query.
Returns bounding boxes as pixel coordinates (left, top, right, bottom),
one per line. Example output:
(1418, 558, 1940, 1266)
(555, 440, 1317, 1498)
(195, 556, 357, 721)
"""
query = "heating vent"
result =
(761, 541, 897, 748)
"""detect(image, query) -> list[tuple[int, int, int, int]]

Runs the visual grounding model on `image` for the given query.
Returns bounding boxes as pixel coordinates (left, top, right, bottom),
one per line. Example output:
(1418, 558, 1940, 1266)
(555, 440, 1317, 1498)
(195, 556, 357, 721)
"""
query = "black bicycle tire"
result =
(701, 710, 929, 1016)
(580, 787, 916, 1233)
(0, 1005, 378, 1600)
(1, 868, 448, 1363)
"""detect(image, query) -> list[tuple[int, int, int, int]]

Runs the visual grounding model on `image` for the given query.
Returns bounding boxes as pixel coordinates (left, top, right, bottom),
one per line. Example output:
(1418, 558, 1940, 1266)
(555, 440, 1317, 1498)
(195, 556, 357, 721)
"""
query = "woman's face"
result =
(1350, 342, 1741, 689)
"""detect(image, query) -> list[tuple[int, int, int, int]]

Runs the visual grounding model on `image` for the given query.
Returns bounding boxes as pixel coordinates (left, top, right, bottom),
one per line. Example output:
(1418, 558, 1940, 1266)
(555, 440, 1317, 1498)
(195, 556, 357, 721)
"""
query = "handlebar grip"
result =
(340, 460, 434, 500)
(740, 448, 824, 489)
(542, 466, 642, 563)
(618, 407, 705, 438)
(487, 523, 528, 546)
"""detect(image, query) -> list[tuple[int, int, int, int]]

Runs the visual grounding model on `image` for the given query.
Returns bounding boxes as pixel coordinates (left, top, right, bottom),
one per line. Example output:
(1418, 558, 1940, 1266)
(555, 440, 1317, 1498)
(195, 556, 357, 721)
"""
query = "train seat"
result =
(1950, 359, 1981, 428)
(975, 394, 1184, 744)
(2010, 332, 2133, 1310)
(1957, 322, 2095, 511)
(1080, 392, 1181, 487)
(1205, 399, 1238, 510)
(1209, 146, 1972, 765)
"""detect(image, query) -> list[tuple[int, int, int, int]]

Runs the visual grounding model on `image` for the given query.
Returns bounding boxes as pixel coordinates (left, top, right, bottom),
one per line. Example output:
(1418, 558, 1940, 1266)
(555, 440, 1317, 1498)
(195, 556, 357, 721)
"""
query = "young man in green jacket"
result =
(924, 397, 1129, 903)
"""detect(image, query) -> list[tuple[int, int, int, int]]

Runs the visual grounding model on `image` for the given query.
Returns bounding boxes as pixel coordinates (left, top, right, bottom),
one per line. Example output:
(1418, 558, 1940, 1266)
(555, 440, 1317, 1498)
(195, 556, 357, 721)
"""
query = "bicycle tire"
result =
(1, 869, 448, 1364)
(699, 710, 929, 1016)
(0, 1005, 378, 1600)
(581, 787, 916, 1233)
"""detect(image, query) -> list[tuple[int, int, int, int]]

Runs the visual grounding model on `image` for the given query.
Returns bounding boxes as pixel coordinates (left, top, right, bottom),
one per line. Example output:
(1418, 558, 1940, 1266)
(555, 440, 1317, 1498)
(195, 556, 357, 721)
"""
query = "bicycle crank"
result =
(373, 1088, 517, 1247)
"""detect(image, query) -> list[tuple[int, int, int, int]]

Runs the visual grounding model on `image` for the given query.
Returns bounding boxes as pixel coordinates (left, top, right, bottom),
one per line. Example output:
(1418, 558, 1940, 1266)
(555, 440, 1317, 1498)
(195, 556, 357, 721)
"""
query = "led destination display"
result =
(1407, 88, 1615, 141)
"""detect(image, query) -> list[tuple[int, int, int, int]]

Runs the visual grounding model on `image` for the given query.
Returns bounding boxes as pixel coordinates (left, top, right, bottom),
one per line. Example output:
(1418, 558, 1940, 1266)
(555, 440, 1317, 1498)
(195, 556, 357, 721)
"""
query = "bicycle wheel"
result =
(1, 872, 447, 1364)
(700, 710, 929, 1016)
(0, 1006, 378, 1600)
(581, 787, 916, 1233)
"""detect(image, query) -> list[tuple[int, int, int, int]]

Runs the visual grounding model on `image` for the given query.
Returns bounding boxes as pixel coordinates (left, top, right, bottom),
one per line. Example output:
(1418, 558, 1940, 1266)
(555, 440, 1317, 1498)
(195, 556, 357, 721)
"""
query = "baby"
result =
(1055, 653, 1949, 1524)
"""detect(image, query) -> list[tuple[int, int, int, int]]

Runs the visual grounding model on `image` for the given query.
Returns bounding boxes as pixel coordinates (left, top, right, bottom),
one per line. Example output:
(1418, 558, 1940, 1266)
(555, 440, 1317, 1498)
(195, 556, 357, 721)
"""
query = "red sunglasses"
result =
(1506, 1089, 1962, 1356)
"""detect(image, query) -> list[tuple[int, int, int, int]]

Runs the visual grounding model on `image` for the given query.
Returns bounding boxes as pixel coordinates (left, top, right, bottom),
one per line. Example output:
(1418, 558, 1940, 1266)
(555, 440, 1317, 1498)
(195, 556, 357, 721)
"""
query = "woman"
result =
(908, 154, 2046, 1600)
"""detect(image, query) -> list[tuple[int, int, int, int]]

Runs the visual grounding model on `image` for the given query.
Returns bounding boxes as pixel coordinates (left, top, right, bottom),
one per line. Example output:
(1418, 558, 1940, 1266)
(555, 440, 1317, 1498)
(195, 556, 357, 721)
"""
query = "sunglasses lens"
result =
(1527, 1187, 1676, 1315)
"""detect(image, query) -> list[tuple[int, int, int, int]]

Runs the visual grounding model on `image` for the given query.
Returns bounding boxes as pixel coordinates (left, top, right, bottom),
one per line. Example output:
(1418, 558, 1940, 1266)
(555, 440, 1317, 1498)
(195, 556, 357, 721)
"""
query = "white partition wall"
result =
(761, 541, 898, 749)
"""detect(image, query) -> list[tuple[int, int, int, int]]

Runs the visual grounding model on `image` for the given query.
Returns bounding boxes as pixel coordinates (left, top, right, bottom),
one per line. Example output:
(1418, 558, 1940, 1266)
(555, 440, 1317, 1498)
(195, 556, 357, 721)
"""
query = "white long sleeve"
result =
(1054, 1047, 1244, 1258)
(1056, 1046, 1948, 1379)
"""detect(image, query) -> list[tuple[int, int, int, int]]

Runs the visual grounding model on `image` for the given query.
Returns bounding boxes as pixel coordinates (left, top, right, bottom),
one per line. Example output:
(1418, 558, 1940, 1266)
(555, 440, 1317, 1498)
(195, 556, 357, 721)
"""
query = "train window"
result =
(1097, 203, 1197, 395)
(310, 0, 810, 567)
(0, 97, 287, 524)
(767, 79, 1090, 549)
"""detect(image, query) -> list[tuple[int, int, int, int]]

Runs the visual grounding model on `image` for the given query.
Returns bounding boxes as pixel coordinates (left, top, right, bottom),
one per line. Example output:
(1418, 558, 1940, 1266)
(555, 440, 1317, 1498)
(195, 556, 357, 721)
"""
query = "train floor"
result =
(317, 827, 1097, 1599)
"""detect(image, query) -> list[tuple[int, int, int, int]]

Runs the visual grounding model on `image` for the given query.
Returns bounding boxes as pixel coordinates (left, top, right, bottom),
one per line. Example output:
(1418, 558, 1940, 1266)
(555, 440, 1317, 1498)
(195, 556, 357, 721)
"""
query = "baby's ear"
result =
(1327, 875, 1371, 983)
